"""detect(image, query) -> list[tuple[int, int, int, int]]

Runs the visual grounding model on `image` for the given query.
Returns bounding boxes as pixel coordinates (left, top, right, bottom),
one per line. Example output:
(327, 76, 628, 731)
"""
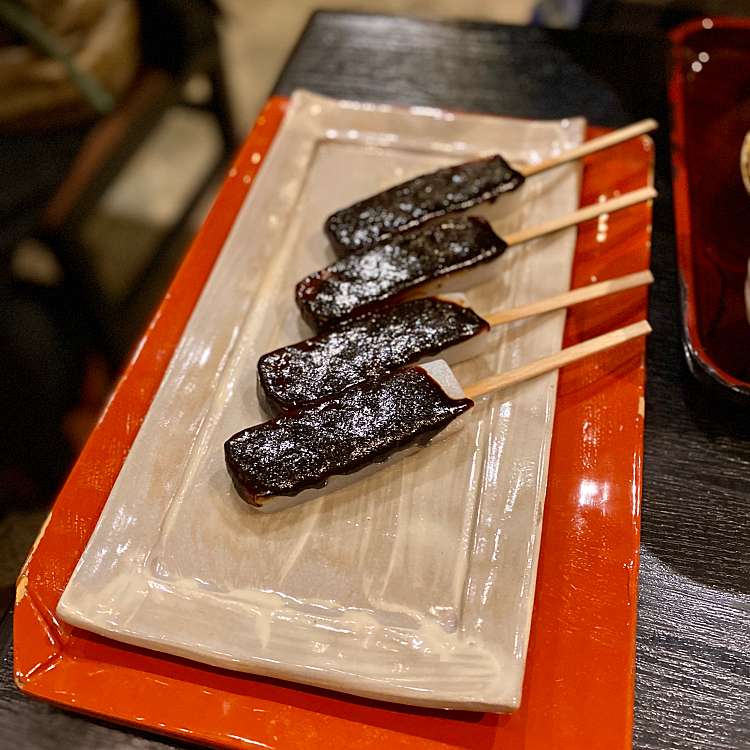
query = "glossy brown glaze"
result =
(324, 155, 524, 255)
(257, 297, 489, 413)
(225, 366, 473, 505)
(296, 217, 506, 330)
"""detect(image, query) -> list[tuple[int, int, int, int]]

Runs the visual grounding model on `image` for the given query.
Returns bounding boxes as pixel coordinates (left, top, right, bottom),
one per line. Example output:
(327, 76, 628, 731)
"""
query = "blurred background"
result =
(1, 0, 748, 592)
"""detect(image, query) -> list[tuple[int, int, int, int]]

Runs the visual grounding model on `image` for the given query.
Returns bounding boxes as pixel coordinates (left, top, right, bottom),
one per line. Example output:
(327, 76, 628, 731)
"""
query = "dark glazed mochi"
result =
(324, 154, 524, 255)
(296, 217, 507, 330)
(257, 297, 488, 414)
(226, 366, 473, 507)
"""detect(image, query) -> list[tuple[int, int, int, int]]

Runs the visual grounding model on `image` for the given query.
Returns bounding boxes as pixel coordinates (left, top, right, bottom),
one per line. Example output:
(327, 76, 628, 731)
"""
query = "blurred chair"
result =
(36, 0, 235, 365)
(0, 0, 235, 513)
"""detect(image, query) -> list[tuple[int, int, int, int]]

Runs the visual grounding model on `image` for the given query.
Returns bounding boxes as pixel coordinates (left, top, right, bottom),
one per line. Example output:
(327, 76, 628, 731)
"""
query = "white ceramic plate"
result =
(58, 91, 584, 712)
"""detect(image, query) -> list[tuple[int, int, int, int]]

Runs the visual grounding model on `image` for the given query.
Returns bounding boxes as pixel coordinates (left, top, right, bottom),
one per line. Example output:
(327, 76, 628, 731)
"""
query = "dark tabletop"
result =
(2, 9, 749, 750)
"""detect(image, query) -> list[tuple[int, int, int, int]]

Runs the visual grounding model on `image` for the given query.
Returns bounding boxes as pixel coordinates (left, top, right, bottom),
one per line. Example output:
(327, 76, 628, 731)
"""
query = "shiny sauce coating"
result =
(225, 367, 473, 505)
(324, 155, 524, 255)
(258, 297, 489, 413)
(296, 217, 507, 330)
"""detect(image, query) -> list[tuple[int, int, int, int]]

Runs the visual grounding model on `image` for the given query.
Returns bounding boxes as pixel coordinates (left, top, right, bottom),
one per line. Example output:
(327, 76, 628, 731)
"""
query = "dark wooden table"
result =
(2, 10, 749, 750)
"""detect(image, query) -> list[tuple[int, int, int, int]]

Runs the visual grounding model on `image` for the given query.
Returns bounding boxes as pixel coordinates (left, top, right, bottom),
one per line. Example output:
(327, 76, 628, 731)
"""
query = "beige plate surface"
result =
(57, 91, 584, 711)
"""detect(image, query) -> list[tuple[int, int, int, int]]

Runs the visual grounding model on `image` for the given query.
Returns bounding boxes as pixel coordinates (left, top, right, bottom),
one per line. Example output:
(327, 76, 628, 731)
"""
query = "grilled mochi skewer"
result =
(226, 320, 651, 512)
(325, 119, 658, 256)
(259, 270, 653, 414)
(297, 187, 656, 331)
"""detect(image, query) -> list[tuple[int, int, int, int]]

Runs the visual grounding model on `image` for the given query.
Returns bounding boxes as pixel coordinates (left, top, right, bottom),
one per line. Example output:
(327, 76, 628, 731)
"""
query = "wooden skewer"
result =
(483, 270, 653, 328)
(518, 119, 658, 178)
(464, 320, 651, 400)
(503, 186, 656, 248)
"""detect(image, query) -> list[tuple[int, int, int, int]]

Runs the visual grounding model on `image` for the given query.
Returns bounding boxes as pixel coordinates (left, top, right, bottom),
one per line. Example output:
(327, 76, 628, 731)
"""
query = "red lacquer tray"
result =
(670, 17, 750, 401)
(14, 97, 653, 749)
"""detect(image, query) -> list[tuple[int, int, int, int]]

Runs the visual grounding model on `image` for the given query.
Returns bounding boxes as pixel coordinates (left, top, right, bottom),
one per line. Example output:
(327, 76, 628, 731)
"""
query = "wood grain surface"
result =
(2, 11, 748, 750)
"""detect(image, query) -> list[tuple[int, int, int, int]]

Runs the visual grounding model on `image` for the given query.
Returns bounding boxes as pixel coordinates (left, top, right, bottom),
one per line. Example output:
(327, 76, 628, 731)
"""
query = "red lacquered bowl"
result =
(669, 17, 750, 402)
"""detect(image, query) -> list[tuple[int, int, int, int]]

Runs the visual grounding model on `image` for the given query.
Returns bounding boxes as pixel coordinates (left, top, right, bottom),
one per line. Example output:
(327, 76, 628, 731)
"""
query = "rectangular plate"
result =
(57, 91, 584, 711)
(15, 92, 653, 748)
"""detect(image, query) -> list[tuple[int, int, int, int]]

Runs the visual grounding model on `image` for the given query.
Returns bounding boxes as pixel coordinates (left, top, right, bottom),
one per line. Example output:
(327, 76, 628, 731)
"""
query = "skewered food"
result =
(298, 217, 503, 330)
(227, 321, 651, 512)
(258, 297, 487, 414)
(324, 155, 523, 256)
(260, 270, 653, 414)
(323, 119, 658, 256)
(227, 361, 470, 511)
(297, 188, 656, 331)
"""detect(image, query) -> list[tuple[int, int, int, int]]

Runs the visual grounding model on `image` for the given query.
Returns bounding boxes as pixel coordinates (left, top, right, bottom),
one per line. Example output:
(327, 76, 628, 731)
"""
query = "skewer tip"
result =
(635, 185, 657, 201)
